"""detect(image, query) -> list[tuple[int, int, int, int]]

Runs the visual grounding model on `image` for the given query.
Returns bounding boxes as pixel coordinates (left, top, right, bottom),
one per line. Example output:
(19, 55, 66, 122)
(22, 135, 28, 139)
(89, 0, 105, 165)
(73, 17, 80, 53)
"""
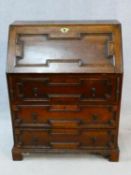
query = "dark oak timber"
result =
(6, 20, 123, 161)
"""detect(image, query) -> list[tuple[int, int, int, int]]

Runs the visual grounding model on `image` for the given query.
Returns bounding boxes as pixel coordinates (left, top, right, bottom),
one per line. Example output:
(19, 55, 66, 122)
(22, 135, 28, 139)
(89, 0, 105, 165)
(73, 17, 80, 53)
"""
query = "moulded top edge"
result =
(11, 20, 121, 26)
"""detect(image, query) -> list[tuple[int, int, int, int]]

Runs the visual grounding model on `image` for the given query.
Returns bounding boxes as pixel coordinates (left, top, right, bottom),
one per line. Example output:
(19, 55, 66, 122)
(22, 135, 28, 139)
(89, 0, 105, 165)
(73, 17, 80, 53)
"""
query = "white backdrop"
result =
(0, 0, 131, 175)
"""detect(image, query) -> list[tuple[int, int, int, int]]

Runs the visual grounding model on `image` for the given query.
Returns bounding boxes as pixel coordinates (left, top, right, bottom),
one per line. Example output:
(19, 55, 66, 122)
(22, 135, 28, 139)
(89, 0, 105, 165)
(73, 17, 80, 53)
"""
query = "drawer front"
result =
(15, 129, 116, 149)
(9, 75, 117, 104)
(13, 105, 117, 128)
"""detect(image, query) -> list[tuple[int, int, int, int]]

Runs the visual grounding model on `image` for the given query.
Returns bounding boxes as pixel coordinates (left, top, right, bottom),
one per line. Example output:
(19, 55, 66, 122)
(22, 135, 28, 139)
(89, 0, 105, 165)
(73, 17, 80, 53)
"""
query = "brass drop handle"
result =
(31, 137, 38, 145)
(90, 137, 97, 144)
(108, 119, 114, 125)
(31, 112, 38, 123)
(91, 87, 96, 97)
(92, 114, 98, 121)
(32, 87, 38, 97)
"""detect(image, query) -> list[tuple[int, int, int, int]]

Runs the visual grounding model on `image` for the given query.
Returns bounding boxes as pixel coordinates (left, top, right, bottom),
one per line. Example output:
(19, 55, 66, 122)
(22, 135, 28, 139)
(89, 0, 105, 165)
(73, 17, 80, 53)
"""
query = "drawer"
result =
(15, 128, 116, 149)
(9, 74, 117, 104)
(13, 105, 117, 128)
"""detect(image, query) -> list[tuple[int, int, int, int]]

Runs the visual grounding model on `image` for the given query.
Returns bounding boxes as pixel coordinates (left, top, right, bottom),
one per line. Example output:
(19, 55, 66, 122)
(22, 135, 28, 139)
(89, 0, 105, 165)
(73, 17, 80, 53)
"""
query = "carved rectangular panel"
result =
(14, 33, 115, 73)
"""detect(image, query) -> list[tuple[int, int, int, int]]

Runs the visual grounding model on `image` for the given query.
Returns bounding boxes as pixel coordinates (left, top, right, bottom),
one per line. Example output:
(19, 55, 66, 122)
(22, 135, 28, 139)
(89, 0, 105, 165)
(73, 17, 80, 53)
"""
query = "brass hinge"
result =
(16, 36, 23, 58)
(107, 40, 114, 58)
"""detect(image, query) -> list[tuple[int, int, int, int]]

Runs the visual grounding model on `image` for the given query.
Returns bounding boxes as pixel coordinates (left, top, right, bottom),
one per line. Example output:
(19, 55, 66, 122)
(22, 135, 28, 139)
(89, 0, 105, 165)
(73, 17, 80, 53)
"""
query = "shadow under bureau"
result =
(6, 21, 123, 161)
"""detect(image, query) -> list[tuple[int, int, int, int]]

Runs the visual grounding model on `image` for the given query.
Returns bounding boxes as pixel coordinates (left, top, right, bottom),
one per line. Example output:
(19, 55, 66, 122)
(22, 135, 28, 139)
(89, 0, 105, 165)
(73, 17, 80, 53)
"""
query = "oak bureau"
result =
(6, 21, 123, 161)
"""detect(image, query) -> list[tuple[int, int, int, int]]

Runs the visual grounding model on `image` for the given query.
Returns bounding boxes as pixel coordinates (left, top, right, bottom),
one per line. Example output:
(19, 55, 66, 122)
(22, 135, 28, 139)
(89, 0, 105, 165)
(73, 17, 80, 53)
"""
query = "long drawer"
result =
(13, 105, 117, 128)
(15, 128, 116, 149)
(8, 74, 118, 104)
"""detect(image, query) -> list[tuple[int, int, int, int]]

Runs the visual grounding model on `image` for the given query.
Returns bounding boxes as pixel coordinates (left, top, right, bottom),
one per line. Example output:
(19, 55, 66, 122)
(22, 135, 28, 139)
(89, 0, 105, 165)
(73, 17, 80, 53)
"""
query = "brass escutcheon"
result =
(60, 27, 70, 33)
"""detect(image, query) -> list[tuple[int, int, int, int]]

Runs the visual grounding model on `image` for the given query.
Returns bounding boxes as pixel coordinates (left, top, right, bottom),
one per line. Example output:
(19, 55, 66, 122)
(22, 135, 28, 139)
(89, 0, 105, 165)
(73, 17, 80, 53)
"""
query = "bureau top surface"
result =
(7, 20, 123, 73)
(12, 20, 120, 26)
